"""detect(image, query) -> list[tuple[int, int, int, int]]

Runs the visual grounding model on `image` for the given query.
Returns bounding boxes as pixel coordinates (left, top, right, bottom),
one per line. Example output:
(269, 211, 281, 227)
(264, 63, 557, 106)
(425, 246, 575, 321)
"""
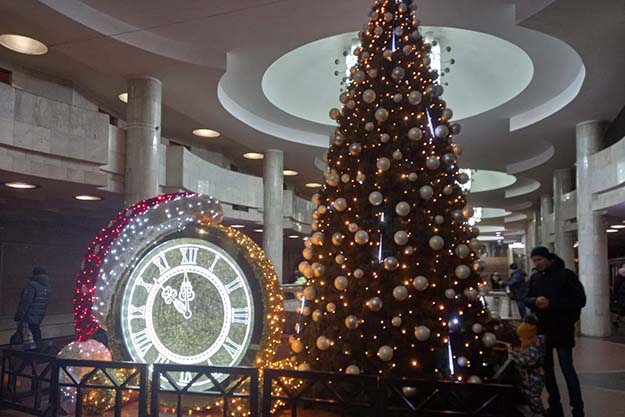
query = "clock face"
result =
(119, 237, 255, 387)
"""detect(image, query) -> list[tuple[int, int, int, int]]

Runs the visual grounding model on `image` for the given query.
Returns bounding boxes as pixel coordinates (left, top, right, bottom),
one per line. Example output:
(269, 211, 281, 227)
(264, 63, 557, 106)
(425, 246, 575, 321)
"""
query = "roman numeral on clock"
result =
(223, 337, 242, 359)
(180, 247, 199, 265)
(209, 255, 220, 272)
(136, 277, 153, 292)
(154, 353, 170, 364)
(225, 279, 243, 294)
(152, 254, 170, 275)
(129, 304, 145, 320)
(133, 329, 153, 356)
(232, 307, 250, 325)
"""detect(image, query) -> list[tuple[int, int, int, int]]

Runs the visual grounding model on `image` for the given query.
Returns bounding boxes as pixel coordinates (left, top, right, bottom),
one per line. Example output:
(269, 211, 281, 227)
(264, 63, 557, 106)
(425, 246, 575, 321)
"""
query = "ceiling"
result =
(0, 0, 625, 238)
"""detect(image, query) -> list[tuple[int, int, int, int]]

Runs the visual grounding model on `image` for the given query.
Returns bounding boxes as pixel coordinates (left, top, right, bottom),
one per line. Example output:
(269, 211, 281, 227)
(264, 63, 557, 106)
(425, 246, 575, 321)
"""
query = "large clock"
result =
(77, 194, 283, 391)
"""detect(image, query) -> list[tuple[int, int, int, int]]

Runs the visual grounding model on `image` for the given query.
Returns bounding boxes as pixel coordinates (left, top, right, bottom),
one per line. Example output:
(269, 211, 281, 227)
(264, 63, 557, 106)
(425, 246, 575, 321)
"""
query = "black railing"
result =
(262, 368, 516, 417)
(2, 348, 515, 417)
(151, 363, 258, 417)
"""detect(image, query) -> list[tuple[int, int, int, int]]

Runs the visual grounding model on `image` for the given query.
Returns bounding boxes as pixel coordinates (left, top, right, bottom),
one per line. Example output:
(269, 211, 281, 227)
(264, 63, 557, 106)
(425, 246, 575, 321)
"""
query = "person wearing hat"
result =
(525, 247, 586, 417)
(14, 267, 50, 342)
(505, 263, 529, 319)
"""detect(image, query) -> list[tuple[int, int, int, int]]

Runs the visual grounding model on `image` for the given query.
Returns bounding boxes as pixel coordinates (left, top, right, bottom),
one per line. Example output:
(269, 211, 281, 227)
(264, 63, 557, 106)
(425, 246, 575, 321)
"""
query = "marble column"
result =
(553, 168, 577, 270)
(526, 210, 538, 272)
(124, 77, 162, 206)
(576, 120, 611, 337)
(263, 150, 284, 283)
(540, 194, 554, 251)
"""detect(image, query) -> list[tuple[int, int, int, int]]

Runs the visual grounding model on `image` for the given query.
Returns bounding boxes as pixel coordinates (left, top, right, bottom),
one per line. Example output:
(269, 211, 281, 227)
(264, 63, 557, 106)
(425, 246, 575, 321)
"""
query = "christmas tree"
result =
(291, 0, 496, 382)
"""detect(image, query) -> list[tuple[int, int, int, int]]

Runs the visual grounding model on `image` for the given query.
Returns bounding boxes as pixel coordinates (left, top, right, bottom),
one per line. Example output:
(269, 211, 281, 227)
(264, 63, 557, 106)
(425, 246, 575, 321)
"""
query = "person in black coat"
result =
(525, 247, 586, 417)
(14, 267, 50, 342)
(505, 263, 529, 318)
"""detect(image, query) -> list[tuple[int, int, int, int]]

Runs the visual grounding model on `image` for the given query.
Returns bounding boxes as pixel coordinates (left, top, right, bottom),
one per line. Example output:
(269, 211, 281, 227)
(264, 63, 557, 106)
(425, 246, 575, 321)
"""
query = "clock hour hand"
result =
(160, 284, 187, 316)
(179, 273, 196, 320)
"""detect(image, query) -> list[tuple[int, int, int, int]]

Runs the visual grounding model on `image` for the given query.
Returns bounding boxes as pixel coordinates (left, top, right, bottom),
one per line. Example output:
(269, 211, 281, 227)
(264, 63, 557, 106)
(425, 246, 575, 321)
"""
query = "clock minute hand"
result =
(158, 281, 187, 316)
(179, 273, 195, 320)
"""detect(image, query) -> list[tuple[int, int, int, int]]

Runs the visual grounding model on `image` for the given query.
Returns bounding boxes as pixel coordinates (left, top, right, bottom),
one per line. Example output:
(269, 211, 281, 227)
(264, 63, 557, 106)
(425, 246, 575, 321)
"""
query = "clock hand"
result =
(179, 273, 195, 320)
(157, 280, 187, 316)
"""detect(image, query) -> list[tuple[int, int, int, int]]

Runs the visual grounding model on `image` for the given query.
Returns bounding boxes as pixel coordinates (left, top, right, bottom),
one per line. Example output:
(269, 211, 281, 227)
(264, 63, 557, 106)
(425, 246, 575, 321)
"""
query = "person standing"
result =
(525, 247, 586, 417)
(506, 263, 529, 319)
(14, 267, 50, 342)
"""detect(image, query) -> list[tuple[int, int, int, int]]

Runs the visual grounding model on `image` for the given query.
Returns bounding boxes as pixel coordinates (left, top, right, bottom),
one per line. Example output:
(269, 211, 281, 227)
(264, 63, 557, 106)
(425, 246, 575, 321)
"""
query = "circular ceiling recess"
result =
(262, 27, 534, 126)
(467, 169, 517, 193)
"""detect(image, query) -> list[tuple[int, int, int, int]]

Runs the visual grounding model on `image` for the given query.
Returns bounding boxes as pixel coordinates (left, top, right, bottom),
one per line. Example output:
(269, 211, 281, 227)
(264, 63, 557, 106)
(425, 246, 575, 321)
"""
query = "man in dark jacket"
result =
(505, 263, 528, 318)
(525, 247, 586, 417)
(14, 267, 50, 342)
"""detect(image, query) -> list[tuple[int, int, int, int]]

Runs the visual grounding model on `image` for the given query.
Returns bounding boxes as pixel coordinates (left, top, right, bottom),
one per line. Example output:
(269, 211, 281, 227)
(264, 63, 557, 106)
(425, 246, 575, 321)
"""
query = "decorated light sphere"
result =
(458, 172, 470, 185)
(452, 144, 463, 156)
(393, 93, 403, 103)
(383, 49, 393, 60)
(335, 254, 346, 265)
(402, 387, 417, 398)
(303, 286, 316, 300)
(329, 108, 341, 120)
(332, 232, 345, 246)
(346, 99, 356, 109)
(408, 91, 422, 105)
(362, 89, 376, 104)
(442, 185, 453, 195)
(313, 263, 325, 277)
(463, 207, 475, 219)
(441, 108, 454, 121)
(450, 123, 462, 135)
(384, 256, 399, 271)
(326, 303, 337, 313)
(429, 235, 445, 251)
(348, 223, 359, 233)
(377, 345, 394, 362)
(316, 336, 331, 351)
(392, 149, 403, 160)
(380, 133, 391, 143)
(408, 127, 423, 141)
(368, 68, 379, 78)
(391, 66, 406, 80)
(445, 289, 456, 299)
(334, 275, 349, 291)
(367, 297, 383, 312)
(352, 70, 366, 82)
(318, 205, 327, 214)
(402, 44, 412, 55)
(472, 323, 484, 334)
(392, 316, 403, 327)
(384, 11, 393, 21)
(482, 332, 497, 348)
(490, 311, 501, 322)
(426, 156, 441, 170)
(345, 315, 359, 329)
(291, 339, 304, 353)
(339, 92, 348, 104)
(376, 157, 391, 171)
(298, 362, 312, 371)
(415, 326, 431, 342)
(435, 85, 444, 97)
(468, 376, 483, 384)
(455, 264, 471, 280)
(393, 286, 409, 301)
(365, 122, 375, 132)
(455, 244, 470, 258)
(419, 185, 434, 200)
(469, 238, 482, 252)
(442, 153, 455, 165)
(435, 125, 449, 138)
(341, 174, 351, 183)
(394, 230, 409, 246)
(395, 201, 411, 216)
(375, 108, 389, 122)
(435, 215, 445, 225)
(356, 172, 366, 182)
(302, 306, 312, 316)
(399, 2, 408, 12)
(311, 231, 325, 245)
(349, 142, 362, 156)
(353, 268, 365, 279)
(368, 191, 384, 206)
(302, 247, 313, 260)
(345, 365, 360, 375)
(312, 310, 323, 322)
(474, 260, 486, 272)
(413, 276, 429, 291)
(457, 356, 468, 367)
(452, 209, 464, 222)
(408, 172, 418, 182)
(333, 133, 345, 146)
(374, 26, 384, 36)
(355, 230, 370, 245)
(411, 30, 420, 40)
(312, 193, 321, 206)
(404, 245, 415, 255)
(465, 287, 479, 301)
(334, 198, 348, 212)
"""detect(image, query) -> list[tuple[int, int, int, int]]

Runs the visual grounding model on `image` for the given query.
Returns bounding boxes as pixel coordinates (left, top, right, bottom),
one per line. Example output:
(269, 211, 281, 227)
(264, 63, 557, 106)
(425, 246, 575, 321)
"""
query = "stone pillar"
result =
(124, 77, 162, 206)
(539, 194, 554, 251)
(553, 168, 577, 270)
(576, 120, 611, 337)
(263, 150, 284, 283)
(526, 211, 538, 272)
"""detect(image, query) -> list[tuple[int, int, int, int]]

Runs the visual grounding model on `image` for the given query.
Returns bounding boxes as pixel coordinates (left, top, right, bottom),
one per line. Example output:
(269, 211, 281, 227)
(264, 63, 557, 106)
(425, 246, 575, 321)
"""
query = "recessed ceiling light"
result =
(0, 34, 48, 55)
(74, 195, 103, 201)
(230, 224, 246, 229)
(193, 129, 220, 138)
(283, 170, 299, 176)
(118, 93, 128, 103)
(610, 225, 625, 229)
(288, 235, 300, 239)
(243, 152, 264, 160)
(305, 182, 322, 188)
(3, 181, 38, 189)
(253, 228, 264, 233)
(607, 229, 619, 233)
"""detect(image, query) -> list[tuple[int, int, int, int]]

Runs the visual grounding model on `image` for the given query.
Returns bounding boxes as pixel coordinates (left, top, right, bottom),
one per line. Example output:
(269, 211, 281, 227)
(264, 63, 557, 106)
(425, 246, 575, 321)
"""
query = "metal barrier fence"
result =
(1, 349, 514, 417)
